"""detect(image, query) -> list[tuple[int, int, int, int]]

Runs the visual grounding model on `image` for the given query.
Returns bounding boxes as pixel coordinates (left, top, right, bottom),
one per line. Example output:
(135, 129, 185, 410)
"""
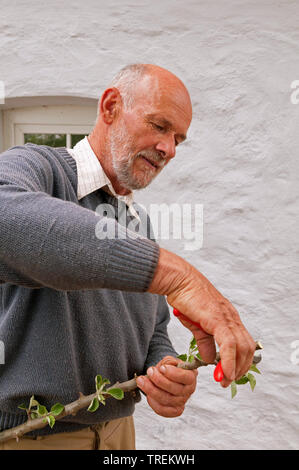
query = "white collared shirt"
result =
(67, 137, 140, 220)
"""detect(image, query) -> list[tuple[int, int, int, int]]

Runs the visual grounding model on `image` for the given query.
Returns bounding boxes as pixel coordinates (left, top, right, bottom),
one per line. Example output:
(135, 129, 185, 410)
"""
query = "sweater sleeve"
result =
(143, 295, 178, 372)
(0, 146, 160, 291)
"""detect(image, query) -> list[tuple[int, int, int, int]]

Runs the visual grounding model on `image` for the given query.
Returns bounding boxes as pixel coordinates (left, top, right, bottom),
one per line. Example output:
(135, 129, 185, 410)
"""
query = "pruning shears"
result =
(172, 308, 224, 382)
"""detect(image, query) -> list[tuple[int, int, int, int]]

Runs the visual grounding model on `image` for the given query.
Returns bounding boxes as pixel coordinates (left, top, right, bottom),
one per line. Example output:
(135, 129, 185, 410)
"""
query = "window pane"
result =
(24, 134, 66, 147)
(71, 134, 87, 147)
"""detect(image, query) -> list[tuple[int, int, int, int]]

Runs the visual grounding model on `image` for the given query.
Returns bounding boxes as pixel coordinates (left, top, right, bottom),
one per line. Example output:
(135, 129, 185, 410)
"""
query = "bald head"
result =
(109, 63, 192, 118)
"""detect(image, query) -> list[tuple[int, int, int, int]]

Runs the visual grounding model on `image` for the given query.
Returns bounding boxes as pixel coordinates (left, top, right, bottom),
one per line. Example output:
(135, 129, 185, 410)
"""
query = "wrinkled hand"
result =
(136, 356, 198, 418)
(148, 248, 256, 388)
(169, 272, 256, 388)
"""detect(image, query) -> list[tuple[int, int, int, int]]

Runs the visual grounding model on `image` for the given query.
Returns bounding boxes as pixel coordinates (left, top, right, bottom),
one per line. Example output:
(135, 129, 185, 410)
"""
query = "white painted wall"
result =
(0, 0, 298, 450)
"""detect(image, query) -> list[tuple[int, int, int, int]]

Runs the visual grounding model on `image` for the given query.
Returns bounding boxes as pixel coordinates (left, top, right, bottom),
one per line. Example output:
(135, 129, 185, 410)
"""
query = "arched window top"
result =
(0, 96, 98, 151)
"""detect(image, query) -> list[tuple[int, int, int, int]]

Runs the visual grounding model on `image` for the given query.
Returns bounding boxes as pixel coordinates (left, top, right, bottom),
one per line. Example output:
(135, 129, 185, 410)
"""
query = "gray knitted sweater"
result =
(0, 143, 177, 435)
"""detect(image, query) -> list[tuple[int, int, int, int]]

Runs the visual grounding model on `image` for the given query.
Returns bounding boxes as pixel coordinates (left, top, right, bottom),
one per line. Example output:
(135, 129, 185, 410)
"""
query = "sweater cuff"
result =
(103, 229, 160, 292)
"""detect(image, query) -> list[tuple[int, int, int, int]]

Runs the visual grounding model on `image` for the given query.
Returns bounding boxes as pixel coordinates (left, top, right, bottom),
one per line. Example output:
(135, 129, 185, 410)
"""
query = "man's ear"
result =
(100, 87, 122, 124)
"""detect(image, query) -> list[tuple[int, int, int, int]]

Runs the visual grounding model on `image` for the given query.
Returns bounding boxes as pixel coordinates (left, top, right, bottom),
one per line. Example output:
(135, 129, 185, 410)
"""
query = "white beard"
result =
(110, 123, 164, 190)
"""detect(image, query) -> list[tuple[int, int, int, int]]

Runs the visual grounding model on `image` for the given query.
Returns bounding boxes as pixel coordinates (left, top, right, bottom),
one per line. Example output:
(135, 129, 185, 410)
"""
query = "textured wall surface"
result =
(0, 0, 298, 450)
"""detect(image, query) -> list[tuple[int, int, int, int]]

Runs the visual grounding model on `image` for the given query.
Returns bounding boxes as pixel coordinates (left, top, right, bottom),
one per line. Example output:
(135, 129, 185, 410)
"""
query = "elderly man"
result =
(0, 64, 255, 450)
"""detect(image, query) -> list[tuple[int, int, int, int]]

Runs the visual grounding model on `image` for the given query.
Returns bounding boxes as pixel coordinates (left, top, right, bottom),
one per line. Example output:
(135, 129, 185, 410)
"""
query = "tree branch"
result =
(0, 341, 263, 443)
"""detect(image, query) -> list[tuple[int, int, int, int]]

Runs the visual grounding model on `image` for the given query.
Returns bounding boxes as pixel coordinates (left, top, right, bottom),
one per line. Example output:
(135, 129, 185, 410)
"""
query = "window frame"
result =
(2, 104, 97, 151)
(18, 124, 92, 148)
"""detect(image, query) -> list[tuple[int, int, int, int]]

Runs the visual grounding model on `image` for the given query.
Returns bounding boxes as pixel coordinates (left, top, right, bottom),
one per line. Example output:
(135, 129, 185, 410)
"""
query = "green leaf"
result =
(87, 397, 100, 412)
(50, 403, 65, 416)
(37, 404, 48, 417)
(95, 375, 110, 391)
(196, 352, 203, 361)
(45, 415, 55, 428)
(190, 337, 197, 351)
(250, 364, 261, 374)
(30, 411, 39, 420)
(107, 388, 124, 400)
(187, 355, 194, 363)
(95, 375, 103, 390)
(231, 381, 237, 399)
(247, 373, 256, 391)
(235, 376, 249, 385)
(98, 394, 106, 406)
(29, 395, 39, 410)
(177, 354, 187, 361)
(18, 403, 27, 411)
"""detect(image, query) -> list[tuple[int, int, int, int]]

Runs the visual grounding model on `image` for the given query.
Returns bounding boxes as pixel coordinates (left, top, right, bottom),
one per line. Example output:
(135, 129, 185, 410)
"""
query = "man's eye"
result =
(152, 123, 164, 132)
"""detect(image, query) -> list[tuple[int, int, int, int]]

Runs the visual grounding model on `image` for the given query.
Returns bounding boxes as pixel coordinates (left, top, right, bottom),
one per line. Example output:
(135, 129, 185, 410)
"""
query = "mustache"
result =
(136, 149, 166, 168)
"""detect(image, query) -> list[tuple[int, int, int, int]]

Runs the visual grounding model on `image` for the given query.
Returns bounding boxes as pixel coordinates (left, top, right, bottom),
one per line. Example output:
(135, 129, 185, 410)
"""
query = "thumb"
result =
(176, 315, 217, 364)
(194, 332, 216, 364)
(156, 355, 181, 368)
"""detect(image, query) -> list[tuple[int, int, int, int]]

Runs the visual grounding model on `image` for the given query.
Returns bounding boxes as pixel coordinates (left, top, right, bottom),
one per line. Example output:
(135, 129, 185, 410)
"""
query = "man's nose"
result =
(155, 135, 176, 160)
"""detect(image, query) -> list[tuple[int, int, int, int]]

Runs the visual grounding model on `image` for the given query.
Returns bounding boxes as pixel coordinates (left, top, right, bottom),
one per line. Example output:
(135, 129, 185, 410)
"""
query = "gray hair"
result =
(95, 64, 150, 120)
(109, 64, 150, 110)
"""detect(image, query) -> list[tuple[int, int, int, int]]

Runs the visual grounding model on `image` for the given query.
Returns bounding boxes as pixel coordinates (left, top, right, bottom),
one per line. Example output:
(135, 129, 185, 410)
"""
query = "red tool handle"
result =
(213, 360, 224, 382)
(173, 308, 224, 382)
(173, 308, 203, 330)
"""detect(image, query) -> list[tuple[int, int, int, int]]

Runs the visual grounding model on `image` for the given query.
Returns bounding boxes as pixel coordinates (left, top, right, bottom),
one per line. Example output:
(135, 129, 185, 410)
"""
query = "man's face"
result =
(109, 75, 192, 191)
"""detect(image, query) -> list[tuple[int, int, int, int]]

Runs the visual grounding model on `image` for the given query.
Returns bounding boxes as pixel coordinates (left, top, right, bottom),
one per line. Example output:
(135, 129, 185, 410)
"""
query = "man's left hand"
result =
(136, 356, 198, 417)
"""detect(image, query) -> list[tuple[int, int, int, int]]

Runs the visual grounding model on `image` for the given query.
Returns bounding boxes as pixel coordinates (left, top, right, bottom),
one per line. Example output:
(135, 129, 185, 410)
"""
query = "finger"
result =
(234, 335, 251, 380)
(177, 316, 217, 364)
(156, 355, 181, 368)
(159, 364, 198, 387)
(194, 333, 217, 364)
(215, 325, 256, 387)
(147, 366, 196, 398)
(147, 357, 198, 396)
(219, 304, 255, 380)
(146, 395, 185, 418)
(215, 331, 237, 385)
(136, 375, 188, 407)
(147, 367, 185, 396)
(235, 334, 256, 380)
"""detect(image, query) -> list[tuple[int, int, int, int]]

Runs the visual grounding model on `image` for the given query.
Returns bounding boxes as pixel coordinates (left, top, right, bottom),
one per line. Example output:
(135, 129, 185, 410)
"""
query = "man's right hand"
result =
(148, 248, 256, 388)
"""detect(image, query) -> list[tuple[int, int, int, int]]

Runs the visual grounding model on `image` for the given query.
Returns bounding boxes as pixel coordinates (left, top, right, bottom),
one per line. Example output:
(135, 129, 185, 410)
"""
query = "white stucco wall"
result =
(0, 0, 298, 450)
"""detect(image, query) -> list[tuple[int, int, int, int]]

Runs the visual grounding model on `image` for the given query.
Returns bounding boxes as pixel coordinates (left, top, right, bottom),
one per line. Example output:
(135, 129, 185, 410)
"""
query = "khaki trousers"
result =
(0, 416, 135, 450)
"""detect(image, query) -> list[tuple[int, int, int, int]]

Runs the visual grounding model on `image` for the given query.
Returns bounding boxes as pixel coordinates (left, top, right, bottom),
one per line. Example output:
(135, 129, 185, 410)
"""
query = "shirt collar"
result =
(67, 137, 140, 220)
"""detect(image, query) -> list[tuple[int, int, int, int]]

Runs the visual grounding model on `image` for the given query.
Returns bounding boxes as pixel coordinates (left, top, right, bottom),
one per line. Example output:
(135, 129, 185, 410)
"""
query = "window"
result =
(1, 101, 97, 152)
(24, 133, 87, 148)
